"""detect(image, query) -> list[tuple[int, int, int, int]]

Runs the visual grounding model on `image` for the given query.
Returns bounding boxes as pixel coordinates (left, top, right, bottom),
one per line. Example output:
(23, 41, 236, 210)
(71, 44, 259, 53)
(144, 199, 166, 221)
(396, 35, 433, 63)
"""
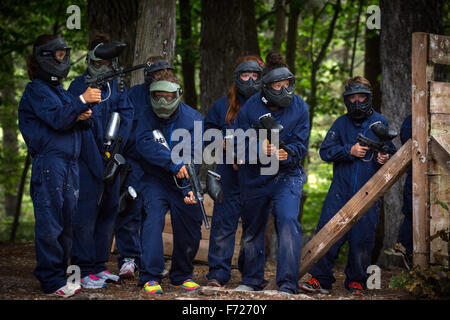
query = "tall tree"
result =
(271, 0, 287, 53)
(378, 0, 444, 266)
(179, 0, 199, 108)
(88, 0, 139, 78)
(130, 0, 177, 86)
(199, 0, 260, 115)
(285, 0, 302, 73)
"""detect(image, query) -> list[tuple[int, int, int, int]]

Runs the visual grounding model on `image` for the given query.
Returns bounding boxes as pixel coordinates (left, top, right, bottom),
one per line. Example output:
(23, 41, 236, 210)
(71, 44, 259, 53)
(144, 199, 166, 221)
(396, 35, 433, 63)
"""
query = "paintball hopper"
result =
(369, 121, 398, 141)
(206, 170, 223, 203)
(103, 153, 126, 185)
(93, 41, 127, 60)
(257, 113, 284, 133)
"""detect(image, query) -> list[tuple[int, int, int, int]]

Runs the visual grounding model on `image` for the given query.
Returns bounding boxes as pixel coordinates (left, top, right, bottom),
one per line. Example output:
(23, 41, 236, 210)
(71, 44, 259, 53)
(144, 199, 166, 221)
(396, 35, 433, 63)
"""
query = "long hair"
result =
(225, 55, 264, 125)
(26, 34, 57, 80)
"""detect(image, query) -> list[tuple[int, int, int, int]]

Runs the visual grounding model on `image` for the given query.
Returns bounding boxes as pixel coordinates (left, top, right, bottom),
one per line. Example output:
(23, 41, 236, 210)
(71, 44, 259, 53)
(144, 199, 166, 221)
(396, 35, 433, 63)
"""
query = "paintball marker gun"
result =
(84, 41, 150, 97)
(98, 112, 126, 206)
(152, 130, 223, 229)
(256, 113, 296, 157)
(118, 164, 137, 217)
(356, 121, 397, 161)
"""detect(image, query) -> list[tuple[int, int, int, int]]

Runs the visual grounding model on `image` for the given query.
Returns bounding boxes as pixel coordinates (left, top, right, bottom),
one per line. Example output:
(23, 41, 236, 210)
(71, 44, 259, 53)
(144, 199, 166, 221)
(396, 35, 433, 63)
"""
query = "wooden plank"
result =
(430, 114, 450, 137)
(163, 212, 243, 243)
(298, 140, 412, 278)
(162, 232, 241, 266)
(429, 134, 450, 175)
(429, 174, 449, 266)
(429, 81, 450, 114)
(428, 33, 450, 65)
(412, 32, 431, 268)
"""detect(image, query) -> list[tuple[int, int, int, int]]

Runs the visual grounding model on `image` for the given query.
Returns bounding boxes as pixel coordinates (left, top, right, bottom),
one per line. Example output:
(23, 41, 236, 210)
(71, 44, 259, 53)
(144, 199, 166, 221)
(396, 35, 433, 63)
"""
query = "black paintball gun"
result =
(356, 121, 397, 161)
(85, 41, 150, 94)
(152, 130, 223, 229)
(98, 112, 126, 206)
(118, 164, 137, 217)
(256, 113, 296, 157)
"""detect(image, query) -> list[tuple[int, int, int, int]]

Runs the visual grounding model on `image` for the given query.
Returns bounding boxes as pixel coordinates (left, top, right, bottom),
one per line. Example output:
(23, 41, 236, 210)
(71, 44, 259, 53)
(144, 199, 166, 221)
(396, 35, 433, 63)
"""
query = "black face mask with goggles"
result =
(343, 83, 373, 122)
(261, 67, 295, 108)
(34, 37, 71, 84)
(234, 60, 263, 99)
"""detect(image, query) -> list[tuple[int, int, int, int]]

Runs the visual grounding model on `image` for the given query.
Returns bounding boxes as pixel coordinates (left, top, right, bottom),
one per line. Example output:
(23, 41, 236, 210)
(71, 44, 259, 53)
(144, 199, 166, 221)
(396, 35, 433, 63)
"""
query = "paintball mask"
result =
(144, 60, 174, 85)
(86, 41, 125, 77)
(261, 67, 295, 108)
(234, 60, 264, 99)
(34, 37, 71, 82)
(149, 80, 183, 119)
(343, 82, 373, 121)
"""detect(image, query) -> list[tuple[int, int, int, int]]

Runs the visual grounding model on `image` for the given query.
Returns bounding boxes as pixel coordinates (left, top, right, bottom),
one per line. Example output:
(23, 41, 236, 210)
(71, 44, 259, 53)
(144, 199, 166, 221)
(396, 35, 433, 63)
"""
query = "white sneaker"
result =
(96, 270, 121, 284)
(234, 284, 255, 291)
(53, 282, 82, 298)
(119, 258, 137, 279)
(81, 274, 107, 289)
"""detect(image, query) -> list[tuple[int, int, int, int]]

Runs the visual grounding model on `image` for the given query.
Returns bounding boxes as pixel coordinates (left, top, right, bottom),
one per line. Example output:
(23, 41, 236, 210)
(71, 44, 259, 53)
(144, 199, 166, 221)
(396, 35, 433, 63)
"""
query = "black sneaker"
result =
(298, 277, 329, 294)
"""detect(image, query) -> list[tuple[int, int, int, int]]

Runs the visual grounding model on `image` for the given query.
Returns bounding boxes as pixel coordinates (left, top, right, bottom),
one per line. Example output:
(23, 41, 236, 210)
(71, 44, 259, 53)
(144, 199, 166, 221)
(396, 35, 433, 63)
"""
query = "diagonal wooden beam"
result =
(299, 139, 412, 279)
(429, 134, 450, 175)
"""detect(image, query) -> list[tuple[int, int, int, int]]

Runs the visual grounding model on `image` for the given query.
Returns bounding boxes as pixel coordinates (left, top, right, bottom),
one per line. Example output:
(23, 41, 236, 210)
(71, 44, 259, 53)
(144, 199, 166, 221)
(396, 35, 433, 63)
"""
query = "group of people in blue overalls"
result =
(19, 32, 410, 298)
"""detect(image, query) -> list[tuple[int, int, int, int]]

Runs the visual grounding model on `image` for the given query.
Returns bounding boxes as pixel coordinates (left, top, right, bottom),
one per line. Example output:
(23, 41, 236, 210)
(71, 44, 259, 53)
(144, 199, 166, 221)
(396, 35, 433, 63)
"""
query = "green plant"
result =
(389, 265, 450, 299)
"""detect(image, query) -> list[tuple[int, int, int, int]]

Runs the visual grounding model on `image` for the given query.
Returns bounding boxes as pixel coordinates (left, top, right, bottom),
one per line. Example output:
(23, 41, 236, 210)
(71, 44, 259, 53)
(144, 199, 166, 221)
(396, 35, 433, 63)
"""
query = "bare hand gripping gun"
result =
(356, 121, 397, 160)
(152, 130, 223, 229)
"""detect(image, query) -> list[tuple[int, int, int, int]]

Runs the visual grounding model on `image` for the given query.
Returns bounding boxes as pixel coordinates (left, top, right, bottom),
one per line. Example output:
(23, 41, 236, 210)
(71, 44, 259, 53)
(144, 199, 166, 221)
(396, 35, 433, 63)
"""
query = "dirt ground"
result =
(0, 242, 414, 301)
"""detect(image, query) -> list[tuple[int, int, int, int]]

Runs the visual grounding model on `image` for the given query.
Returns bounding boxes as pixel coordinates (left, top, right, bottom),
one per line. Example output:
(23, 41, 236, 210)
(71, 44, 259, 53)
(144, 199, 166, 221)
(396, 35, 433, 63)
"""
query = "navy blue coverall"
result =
(18, 78, 90, 293)
(309, 111, 396, 290)
(136, 101, 204, 286)
(205, 94, 247, 285)
(68, 71, 133, 278)
(236, 92, 310, 293)
(397, 115, 412, 255)
(114, 84, 147, 270)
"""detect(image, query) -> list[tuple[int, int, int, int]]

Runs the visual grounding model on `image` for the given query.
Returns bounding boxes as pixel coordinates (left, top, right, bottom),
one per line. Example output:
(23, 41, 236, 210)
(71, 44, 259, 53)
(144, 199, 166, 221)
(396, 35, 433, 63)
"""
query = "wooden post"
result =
(298, 140, 412, 279)
(411, 32, 431, 268)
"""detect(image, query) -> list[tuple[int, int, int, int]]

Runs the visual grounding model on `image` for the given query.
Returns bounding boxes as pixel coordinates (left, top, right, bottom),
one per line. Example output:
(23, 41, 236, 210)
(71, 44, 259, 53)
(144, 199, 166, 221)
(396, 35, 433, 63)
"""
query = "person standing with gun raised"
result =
(67, 33, 134, 289)
(135, 72, 204, 295)
(18, 34, 101, 297)
(234, 52, 310, 295)
(113, 56, 175, 280)
(299, 76, 396, 296)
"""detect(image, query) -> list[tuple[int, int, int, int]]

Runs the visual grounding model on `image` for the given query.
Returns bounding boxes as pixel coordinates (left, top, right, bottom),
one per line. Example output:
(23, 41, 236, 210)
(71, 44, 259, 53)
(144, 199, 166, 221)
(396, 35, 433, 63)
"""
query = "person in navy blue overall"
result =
(114, 57, 175, 279)
(205, 56, 264, 287)
(135, 73, 204, 294)
(67, 34, 133, 288)
(299, 76, 396, 296)
(235, 53, 310, 294)
(397, 115, 412, 257)
(18, 35, 101, 297)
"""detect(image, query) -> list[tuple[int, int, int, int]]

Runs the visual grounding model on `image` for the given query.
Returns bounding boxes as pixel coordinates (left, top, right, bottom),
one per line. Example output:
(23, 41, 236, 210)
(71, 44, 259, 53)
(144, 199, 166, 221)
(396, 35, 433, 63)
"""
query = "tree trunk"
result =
(0, 54, 20, 218)
(179, 0, 198, 108)
(88, 0, 139, 85)
(377, 0, 443, 267)
(130, 0, 177, 86)
(200, 0, 260, 116)
(272, 0, 286, 53)
(285, 0, 302, 73)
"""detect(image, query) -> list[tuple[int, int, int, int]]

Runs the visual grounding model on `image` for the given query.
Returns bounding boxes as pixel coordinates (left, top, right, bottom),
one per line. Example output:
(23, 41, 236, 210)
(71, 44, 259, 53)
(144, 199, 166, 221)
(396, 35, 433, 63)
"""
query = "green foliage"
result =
(389, 265, 450, 299)
(0, 217, 35, 243)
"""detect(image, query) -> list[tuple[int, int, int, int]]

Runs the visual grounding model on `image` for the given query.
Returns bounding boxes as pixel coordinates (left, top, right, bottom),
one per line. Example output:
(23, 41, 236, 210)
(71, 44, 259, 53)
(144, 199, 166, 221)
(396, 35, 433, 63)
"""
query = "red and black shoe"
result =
(299, 277, 329, 294)
(348, 282, 364, 296)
